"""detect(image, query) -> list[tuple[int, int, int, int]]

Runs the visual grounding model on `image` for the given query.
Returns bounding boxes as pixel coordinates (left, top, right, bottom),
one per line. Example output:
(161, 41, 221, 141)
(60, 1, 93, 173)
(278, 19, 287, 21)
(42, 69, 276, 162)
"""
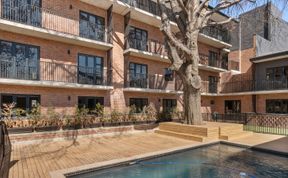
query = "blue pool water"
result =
(69, 144, 288, 178)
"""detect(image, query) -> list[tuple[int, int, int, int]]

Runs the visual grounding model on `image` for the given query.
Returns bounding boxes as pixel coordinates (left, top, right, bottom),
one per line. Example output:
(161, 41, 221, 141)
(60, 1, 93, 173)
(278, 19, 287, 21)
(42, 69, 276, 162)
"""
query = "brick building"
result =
(3, 1, 285, 117)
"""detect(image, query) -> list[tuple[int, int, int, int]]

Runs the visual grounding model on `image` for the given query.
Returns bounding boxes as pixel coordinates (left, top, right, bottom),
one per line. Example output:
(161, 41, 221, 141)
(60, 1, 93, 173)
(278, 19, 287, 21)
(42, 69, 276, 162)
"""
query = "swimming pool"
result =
(68, 144, 288, 178)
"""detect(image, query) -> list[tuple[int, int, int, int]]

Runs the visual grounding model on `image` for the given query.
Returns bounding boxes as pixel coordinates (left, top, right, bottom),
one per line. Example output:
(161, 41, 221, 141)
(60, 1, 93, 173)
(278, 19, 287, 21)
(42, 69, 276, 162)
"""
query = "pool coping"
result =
(49, 140, 287, 178)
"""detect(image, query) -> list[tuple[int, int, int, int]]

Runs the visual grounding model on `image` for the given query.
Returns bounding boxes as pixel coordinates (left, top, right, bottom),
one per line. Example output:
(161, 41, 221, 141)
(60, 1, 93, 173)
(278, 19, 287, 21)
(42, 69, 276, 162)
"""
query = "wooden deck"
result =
(9, 133, 194, 178)
(9, 132, 285, 178)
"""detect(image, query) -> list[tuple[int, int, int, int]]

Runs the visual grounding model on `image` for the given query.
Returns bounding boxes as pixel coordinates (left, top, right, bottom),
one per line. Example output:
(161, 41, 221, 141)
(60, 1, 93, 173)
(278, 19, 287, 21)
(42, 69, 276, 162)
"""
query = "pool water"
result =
(69, 144, 288, 178)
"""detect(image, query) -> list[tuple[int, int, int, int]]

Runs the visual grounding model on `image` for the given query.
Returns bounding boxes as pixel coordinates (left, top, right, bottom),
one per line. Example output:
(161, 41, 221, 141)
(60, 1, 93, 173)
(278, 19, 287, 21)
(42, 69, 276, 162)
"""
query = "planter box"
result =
(62, 124, 82, 130)
(84, 123, 102, 128)
(8, 127, 34, 134)
(102, 122, 121, 127)
(35, 126, 60, 132)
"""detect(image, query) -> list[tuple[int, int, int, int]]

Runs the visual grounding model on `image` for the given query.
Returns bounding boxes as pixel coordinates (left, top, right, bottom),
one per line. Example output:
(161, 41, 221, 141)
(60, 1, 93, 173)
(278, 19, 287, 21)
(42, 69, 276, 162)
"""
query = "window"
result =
(78, 54, 103, 85)
(80, 11, 105, 41)
(78, 96, 104, 114)
(164, 68, 174, 81)
(208, 76, 218, 93)
(129, 62, 147, 88)
(2, 0, 42, 27)
(163, 99, 177, 113)
(128, 27, 148, 51)
(225, 100, 241, 113)
(208, 51, 218, 67)
(0, 94, 40, 114)
(264, 22, 269, 40)
(266, 100, 288, 114)
(0, 40, 39, 80)
(129, 98, 148, 113)
(266, 66, 288, 81)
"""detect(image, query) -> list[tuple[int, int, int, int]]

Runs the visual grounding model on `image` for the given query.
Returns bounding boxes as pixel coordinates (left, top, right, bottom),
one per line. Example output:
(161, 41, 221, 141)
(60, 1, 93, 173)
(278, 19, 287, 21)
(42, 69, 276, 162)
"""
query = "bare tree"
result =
(156, 0, 287, 125)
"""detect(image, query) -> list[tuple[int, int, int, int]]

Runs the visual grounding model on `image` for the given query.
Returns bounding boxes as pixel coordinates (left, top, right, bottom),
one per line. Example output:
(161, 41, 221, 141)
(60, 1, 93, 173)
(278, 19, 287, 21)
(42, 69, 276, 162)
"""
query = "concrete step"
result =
(220, 131, 253, 140)
(155, 130, 207, 142)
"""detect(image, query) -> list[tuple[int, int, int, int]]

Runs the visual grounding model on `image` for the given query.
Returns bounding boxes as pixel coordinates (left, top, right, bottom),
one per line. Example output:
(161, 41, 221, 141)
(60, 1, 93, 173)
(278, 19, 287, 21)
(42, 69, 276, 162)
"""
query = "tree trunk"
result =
(183, 84, 203, 125)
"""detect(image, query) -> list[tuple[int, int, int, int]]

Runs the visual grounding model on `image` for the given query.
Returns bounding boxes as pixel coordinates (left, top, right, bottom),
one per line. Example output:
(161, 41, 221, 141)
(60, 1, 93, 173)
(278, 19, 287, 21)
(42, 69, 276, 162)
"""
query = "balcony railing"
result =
(126, 37, 168, 57)
(199, 53, 228, 70)
(200, 26, 231, 44)
(0, 59, 111, 86)
(0, 4, 109, 43)
(220, 79, 288, 93)
(125, 73, 218, 93)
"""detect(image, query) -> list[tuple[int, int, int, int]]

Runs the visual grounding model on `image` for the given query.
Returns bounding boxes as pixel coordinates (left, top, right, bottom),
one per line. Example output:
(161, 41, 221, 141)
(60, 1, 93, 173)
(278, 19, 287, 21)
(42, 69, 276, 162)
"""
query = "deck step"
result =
(155, 130, 207, 142)
(220, 131, 253, 140)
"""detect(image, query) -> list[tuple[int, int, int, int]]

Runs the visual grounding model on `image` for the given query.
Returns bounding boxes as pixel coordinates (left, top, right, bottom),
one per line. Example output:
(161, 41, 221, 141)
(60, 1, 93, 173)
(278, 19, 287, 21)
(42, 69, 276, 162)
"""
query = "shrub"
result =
(128, 105, 138, 122)
(2, 102, 16, 119)
(142, 103, 157, 121)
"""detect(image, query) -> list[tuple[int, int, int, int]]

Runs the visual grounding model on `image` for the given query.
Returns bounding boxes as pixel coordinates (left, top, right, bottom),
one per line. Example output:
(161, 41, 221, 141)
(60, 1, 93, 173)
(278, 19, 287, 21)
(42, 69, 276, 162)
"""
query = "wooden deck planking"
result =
(9, 132, 285, 178)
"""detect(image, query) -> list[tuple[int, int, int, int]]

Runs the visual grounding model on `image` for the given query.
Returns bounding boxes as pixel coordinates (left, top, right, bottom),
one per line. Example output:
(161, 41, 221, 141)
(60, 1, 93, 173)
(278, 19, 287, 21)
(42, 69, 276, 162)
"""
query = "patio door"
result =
(129, 62, 147, 88)
(2, 0, 42, 27)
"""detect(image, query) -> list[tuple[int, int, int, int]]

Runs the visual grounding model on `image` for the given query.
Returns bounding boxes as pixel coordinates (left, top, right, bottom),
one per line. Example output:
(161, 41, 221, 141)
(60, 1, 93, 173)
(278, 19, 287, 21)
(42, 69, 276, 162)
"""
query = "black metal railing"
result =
(0, 58, 39, 80)
(201, 26, 231, 43)
(0, 59, 111, 86)
(120, 0, 175, 21)
(127, 37, 168, 57)
(201, 81, 218, 94)
(199, 53, 228, 70)
(202, 113, 288, 135)
(220, 79, 288, 93)
(0, 3, 109, 43)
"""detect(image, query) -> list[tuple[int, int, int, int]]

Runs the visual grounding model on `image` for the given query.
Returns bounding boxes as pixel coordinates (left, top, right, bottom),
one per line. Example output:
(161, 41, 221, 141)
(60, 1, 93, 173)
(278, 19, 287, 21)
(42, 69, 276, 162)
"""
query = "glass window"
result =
(225, 100, 241, 113)
(164, 68, 174, 81)
(78, 96, 104, 114)
(0, 40, 39, 80)
(2, 0, 42, 26)
(0, 94, 40, 115)
(208, 51, 218, 67)
(266, 67, 288, 81)
(129, 63, 148, 88)
(129, 98, 148, 113)
(163, 99, 177, 113)
(79, 11, 105, 41)
(78, 54, 103, 85)
(266, 99, 288, 114)
(128, 27, 148, 51)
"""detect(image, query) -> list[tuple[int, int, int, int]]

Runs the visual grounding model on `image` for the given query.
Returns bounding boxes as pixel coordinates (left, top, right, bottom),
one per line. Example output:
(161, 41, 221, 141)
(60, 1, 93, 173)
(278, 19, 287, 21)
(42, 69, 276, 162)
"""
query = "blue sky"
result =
(210, 0, 288, 22)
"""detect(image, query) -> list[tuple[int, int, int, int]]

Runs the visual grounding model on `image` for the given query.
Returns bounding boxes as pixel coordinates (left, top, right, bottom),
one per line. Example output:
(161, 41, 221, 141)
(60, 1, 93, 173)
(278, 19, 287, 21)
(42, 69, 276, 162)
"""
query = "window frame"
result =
(78, 96, 104, 114)
(164, 68, 174, 81)
(128, 26, 148, 51)
(163, 99, 177, 113)
(129, 98, 148, 113)
(79, 10, 105, 41)
(0, 39, 40, 80)
(266, 99, 288, 114)
(0, 94, 40, 115)
(77, 53, 104, 85)
(224, 100, 241, 113)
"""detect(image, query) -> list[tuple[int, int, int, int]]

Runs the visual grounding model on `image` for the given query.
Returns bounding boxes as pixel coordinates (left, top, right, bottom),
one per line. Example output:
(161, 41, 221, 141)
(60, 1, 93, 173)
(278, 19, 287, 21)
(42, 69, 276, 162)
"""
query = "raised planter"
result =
(84, 123, 102, 128)
(102, 122, 121, 127)
(35, 125, 60, 132)
(62, 123, 82, 130)
(8, 127, 34, 134)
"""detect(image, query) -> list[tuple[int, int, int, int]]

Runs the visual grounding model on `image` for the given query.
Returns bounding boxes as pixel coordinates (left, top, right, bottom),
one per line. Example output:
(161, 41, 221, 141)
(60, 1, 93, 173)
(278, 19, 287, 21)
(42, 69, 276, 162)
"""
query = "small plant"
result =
(94, 103, 104, 117)
(2, 102, 16, 119)
(14, 108, 26, 119)
(142, 103, 157, 121)
(128, 105, 138, 122)
(111, 110, 122, 123)
(75, 105, 89, 128)
(29, 103, 41, 127)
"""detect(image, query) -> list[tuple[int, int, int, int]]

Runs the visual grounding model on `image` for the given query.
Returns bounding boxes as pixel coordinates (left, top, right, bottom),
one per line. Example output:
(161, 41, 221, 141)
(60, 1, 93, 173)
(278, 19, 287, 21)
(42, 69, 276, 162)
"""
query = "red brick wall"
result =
(256, 94, 288, 113)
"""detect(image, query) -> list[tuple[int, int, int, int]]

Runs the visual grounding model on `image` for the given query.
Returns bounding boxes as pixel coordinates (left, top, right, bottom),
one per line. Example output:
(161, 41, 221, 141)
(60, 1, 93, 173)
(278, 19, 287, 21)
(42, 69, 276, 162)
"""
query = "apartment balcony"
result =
(123, 73, 219, 95)
(82, 0, 231, 48)
(199, 53, 228, 72)
(124, 37, 169, 62)
(0, 58, 113, 90)
(0, 3, 113, 50)
(220, 79, 288, 94)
